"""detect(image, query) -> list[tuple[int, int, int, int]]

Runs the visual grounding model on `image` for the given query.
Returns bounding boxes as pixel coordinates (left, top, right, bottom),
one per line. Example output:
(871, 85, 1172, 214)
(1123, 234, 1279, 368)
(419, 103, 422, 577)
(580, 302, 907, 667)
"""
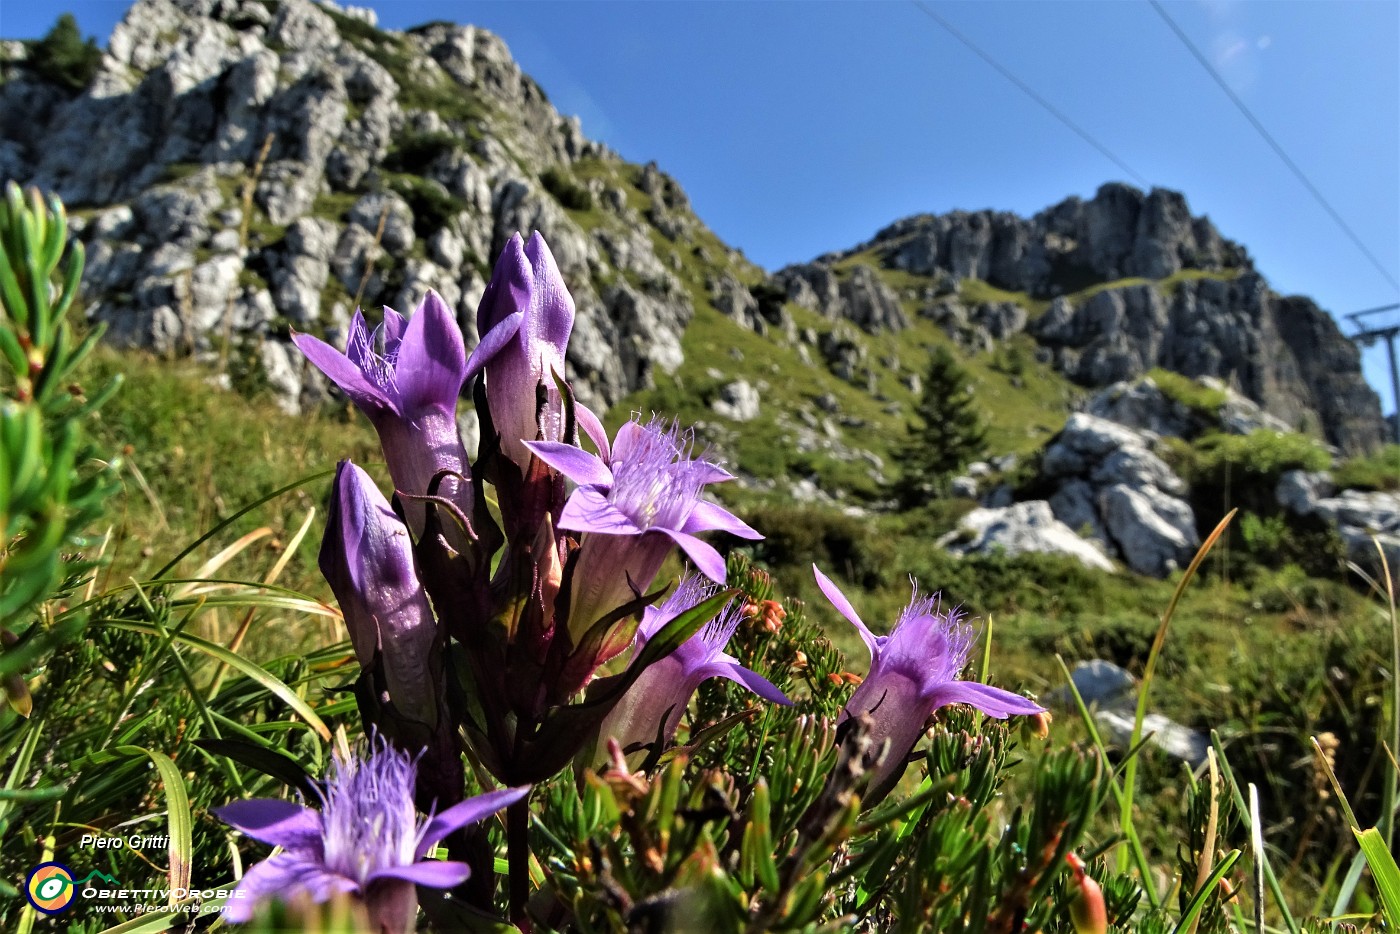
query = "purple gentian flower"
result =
(293, 291, 470, 536)
(216, 737, 527, 933)
(526, 415, 760, 641)
(813, 565, 1045, 795)
(601, 575, 791, 754)
(322, 461, 437, 728)
(465, 232, 575, 473)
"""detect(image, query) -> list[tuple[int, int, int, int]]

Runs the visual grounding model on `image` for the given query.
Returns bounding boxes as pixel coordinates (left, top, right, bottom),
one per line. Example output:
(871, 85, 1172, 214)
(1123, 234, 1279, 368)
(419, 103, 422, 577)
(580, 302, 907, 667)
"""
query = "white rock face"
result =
(0, 0, 705, 416)
(938, 500, 1115, 572)
(1040, 413, 1199, 577)
(712, 380, 760, 422)
(1047, 660, 1208, 767)
(1086, 375, 1292, 440)
(1278, 470, 1400, 581)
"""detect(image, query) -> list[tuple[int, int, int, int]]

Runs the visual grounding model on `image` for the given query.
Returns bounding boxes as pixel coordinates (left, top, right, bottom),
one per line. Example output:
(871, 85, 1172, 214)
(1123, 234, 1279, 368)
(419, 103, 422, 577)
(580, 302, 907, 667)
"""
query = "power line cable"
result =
(910, 0, 1151, 187)
(1149, 0, 1399, 293)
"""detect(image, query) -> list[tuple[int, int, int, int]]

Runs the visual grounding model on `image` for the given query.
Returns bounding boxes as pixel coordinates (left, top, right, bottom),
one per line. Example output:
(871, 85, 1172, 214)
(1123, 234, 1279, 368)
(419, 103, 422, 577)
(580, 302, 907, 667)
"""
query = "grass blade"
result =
(1173, 848, 1241, 934)
(1353, 827, 1400, 927)
(114, 746, 191, 908)
(1119, 510, 1235, 875)
(98, 620, 331, 741)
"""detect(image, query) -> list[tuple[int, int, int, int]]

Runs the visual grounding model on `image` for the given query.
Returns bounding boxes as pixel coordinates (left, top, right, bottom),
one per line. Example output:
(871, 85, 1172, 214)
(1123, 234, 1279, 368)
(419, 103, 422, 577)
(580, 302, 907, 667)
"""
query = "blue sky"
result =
(5, 1, 1398, 415)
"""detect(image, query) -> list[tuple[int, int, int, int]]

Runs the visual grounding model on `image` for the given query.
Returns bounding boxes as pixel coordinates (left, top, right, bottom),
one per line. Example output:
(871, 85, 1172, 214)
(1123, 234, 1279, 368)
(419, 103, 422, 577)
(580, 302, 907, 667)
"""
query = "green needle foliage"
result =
(26, 14, 103, 93)
(0, 183, 120, 710)
(894, 344, 989, 506)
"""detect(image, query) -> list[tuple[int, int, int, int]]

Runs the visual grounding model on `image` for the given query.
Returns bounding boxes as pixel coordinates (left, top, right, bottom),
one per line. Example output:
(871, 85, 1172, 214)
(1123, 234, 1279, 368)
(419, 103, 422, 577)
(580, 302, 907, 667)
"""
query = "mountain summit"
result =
(0, 0, 1384, 456)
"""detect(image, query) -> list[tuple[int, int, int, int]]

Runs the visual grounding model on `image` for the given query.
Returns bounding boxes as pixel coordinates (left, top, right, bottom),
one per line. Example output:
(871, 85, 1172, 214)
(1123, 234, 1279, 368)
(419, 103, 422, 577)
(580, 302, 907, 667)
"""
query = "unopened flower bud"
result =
(1065, 853, 1107, 934)
(1024, 709, 1053, 741)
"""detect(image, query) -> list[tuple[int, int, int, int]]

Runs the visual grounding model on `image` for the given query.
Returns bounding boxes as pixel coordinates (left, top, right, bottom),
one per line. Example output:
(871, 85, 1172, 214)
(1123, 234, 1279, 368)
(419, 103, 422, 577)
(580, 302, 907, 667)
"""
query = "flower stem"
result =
(507, 794, 532, 932)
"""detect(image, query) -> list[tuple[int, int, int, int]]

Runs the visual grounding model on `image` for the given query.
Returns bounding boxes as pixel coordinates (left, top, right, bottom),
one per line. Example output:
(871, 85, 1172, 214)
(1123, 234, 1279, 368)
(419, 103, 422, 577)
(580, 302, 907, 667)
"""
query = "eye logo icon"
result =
(25, 862, 77, 914)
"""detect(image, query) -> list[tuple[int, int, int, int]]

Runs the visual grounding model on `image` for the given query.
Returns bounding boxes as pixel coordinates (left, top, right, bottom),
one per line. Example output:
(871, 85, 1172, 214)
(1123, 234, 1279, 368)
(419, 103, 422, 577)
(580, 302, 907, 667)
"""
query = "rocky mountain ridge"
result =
(1, 0, 754, 421)
(779, 184, 1383, 454)
(0, 0, 1386, 463)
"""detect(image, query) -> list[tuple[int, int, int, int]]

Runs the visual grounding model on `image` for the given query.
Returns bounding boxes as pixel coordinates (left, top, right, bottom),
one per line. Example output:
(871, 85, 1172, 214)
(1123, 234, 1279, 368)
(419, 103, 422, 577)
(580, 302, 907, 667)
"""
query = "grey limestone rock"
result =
(1040, 413, 1198, 577)
(938, 500, 1116, 572)
(1047, 660, 1207, 766)
(709, 273, 763, 333)
(841, 264, 907, 333)
(271, 217, 338, 324)
(349, 191, 415, 255)
(1098, 483, 1196, 577)
(712, 380, 761, 422)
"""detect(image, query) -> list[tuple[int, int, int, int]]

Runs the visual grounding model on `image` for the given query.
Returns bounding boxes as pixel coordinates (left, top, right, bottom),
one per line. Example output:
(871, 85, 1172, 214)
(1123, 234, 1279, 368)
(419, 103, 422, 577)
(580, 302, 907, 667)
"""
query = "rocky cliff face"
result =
(0, 0, 753, 414)
(784, 184, 1384, 454)
(0, 0, 1385, 456)
(858, 184, 1249, 294)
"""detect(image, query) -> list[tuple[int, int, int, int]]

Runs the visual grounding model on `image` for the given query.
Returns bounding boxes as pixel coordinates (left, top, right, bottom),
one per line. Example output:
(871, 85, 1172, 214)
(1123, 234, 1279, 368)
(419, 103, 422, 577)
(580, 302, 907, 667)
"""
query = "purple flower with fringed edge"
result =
(526, 415, 760, 641)
(216, 736, 527, 933)
(321, 460, 437, 729)
(601, 575, 791, 755)
(813, 565, 1045, 795)
(464, 232, 574, 473)
(292, 291, 470, 536)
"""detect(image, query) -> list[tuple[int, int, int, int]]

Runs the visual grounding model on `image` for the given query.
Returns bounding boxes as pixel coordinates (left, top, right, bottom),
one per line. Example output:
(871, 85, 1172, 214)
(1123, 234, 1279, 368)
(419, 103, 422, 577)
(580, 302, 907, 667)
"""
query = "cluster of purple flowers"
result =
(216, 231, 1042, 928)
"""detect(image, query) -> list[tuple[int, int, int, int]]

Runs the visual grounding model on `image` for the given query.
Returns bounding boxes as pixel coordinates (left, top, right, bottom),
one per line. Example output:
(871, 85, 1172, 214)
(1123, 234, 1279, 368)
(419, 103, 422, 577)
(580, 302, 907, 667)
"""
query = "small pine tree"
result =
(893, 344, 988, 506)
(29, 14, 102, 93)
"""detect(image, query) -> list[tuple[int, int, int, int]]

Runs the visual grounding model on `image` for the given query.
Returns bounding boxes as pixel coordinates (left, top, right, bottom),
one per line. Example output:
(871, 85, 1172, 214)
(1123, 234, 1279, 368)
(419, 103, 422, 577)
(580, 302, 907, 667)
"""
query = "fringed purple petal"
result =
(393, 291, 467, 414)
(215, 799, 323, 853)
(222, 853, 358, 923)
(813, 565, 879, 658)
(368, 861, 471, 889)
(524, 441, 613, 487)
(575, 402, 611, 459)
(661, 528, 727, 583)
(698, 659, 793, 706)
(559, 487, 643, 536)
(924, 680, 1045, 719)
(416, 786, 530, 857)
(691, 462, 736, 484)
(379, 306, 407, 348)
(341, 310, 375, 370)
(682, 500, 762, 539)
(463, 309, 523, 383)
(609, 419, 645, 462)
(292, 330, 394, 416)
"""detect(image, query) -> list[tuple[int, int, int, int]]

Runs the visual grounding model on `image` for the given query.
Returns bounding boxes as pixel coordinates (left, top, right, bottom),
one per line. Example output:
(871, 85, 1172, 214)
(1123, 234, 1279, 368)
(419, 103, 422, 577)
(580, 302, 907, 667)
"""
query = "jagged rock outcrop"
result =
(776, 183, 1384, 454)
(0, 0, 737, 413)
(1039, 413, 1199, 577)
(1029, 273, 1379, 452)
(866, 184, 1247, 293)
(937, 500, 1116, 572)
(772, 262, 907, 334)
(1277, 470, 1400, 581)
(1086, 375, 1292, 440)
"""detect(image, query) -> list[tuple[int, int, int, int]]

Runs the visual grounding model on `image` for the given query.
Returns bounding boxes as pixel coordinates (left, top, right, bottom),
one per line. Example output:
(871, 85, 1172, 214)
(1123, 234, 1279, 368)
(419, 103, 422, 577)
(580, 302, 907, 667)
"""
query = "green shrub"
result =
(1334, 443, 1400, 492)
(1145, 368, 1227, 420)
(1181, 429, 1331, 487)
(386, 175, 466, 238)
(745, 502, 892, 589)
(27, 13, 101, 92)
(540, 167, 594, 212)
(383, 129, 461, 175)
